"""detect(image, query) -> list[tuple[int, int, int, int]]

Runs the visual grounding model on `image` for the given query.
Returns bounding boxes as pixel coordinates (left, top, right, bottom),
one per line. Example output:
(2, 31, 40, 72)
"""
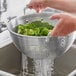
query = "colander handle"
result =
(7, 16, 17, 22)
(23, 6, 28, 15)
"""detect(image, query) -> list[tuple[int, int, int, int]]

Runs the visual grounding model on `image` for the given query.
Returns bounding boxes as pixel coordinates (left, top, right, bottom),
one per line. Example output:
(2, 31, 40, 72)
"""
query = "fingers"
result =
(50, 14, 62, 20)
(49, 13, 68, 37)
(27, 0, 45, 13)
(27, 4, 40, 13)
(27, 4, 41, 13)
(49, 13, 73, 37)
(35, 3, 43, 13)
(27, 4, 33, 9)
(50, 19, 64, 37)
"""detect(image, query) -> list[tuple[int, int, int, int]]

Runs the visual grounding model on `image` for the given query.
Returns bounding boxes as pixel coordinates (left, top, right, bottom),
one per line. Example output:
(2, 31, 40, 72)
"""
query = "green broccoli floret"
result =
(31, 21, 43, 28)
(28, 29, 35, 36)
(15, 20, 54, 36)
(23, 29, 28, 35)
(24, 23, 35, 29)
(34, 28, 40, 36)
(16, 24, 24, 34)
(40, 27, 49, 36)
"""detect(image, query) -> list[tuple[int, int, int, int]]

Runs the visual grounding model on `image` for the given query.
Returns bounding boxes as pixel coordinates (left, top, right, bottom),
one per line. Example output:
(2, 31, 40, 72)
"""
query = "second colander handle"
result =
(23, 6, 37, 15)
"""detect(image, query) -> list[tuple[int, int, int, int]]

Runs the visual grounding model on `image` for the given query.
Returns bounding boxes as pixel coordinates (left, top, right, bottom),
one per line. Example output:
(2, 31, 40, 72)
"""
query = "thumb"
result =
(49, 14, 62, 20)
(27, 4, 33, 9)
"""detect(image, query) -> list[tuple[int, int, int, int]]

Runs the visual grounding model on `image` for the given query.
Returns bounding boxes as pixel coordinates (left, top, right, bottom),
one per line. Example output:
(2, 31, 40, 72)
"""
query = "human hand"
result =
(50, 13, 76, 37)
(27, 0, 48, 13)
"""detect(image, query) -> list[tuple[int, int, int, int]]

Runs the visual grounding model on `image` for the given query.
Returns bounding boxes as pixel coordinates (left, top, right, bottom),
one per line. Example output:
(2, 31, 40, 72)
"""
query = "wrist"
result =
(74, 19, 76, 30)
(44, 0, 58, 7)
(44, 0, 67, 11)
(72, 17, 76, 31)
(44, 0, 53, 7)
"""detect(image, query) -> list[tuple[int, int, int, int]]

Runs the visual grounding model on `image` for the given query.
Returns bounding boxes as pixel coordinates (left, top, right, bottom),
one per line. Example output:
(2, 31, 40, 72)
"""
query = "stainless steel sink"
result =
(0, 43, 21, 75)
(54, 43, 76, 76)
(0, 41, 76, 76)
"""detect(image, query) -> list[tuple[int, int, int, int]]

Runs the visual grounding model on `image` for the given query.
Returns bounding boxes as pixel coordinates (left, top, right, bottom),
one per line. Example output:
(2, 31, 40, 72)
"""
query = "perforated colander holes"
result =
(60, 38, 66, 47)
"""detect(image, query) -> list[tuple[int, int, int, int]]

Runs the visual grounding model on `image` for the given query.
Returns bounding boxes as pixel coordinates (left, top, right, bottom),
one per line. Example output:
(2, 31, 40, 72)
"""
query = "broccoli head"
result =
(15, 20, 54, 36)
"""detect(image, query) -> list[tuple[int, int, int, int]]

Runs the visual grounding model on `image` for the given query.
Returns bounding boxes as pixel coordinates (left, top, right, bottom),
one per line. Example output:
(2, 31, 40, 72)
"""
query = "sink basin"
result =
(54, 43, 76, 76)
(0, 41, 76, 76)
(0, 43, 21, 75)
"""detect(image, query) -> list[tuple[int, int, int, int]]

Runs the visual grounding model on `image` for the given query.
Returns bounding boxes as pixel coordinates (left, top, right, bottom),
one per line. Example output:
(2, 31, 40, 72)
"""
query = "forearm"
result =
(73, 18, 76, 30)
(70, 14, 76, 30)
(46, 0, 76, 14)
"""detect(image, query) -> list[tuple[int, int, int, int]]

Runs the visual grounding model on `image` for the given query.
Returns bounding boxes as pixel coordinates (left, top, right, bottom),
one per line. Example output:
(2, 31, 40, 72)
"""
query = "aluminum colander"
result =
(7, 12, 76, 59)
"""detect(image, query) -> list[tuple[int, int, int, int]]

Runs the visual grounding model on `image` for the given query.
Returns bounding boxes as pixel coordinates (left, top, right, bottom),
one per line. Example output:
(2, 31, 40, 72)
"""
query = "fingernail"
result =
(49, 16, 53, 20)
(49, 17, 52, 20)
(30, 5, 33, 8)
(36, 10, 39, 13)
(27, 5, 33, 9)
(49, 31, 54, 37)
(36, 9, 40, 13)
